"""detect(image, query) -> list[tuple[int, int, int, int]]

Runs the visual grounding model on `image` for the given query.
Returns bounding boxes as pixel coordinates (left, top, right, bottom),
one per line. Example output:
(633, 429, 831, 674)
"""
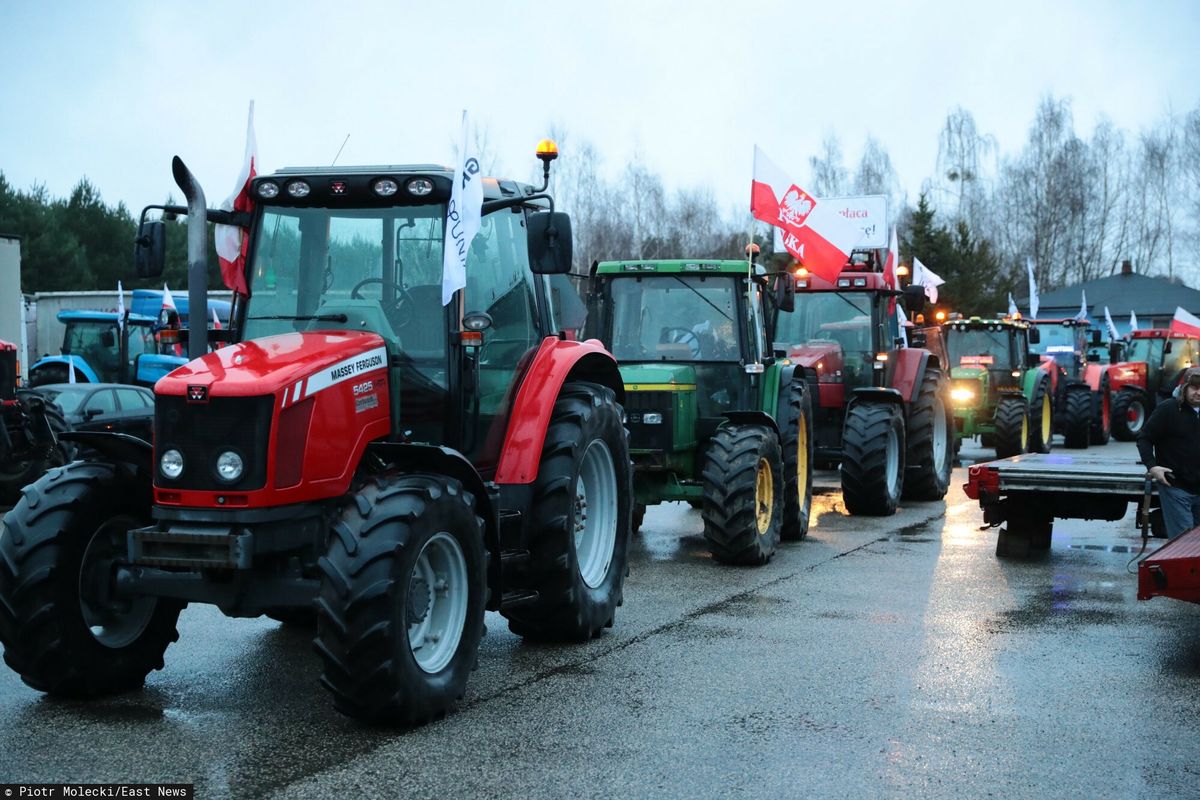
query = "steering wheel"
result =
(661, 326, 703, 357)
(351, 278, 415, 330)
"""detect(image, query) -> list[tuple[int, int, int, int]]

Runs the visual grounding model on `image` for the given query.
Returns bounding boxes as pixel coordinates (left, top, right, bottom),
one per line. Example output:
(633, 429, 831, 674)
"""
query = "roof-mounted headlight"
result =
(373, 178, 399, 197)
(406, 178, 434, 197)
(286, 180, 311, 198)
(256, 181, 280, 199)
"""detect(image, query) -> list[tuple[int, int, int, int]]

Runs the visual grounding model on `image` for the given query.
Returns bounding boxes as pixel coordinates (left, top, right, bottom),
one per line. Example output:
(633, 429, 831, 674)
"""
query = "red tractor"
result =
(1027, 318, 1109, 448)
(1107, 329, 1200, 440)
(0, 339, 75, 505)
(773, 251, 953, 516)
(0, 146, 634, 726)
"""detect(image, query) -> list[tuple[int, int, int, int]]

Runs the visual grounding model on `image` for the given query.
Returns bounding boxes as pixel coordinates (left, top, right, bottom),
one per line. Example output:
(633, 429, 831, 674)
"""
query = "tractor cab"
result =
(1029, 318, 1097, 381)
(29, 311, 159, 386)
(945, 317, 1034, 408)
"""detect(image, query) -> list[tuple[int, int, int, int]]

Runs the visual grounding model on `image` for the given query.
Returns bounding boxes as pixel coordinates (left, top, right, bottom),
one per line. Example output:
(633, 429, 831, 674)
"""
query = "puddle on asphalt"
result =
(983, 586, 1123, 634)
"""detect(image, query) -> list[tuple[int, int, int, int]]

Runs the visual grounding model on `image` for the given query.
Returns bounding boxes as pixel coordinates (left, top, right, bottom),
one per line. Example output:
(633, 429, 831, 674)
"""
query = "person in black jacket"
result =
(1137, 367, 1200, 538)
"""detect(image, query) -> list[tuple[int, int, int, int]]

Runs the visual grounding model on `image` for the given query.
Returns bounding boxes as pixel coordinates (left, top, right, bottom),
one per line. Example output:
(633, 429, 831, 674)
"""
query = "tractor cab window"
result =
(1030, 324, 1081, 377)
(1125, 337, 1163, 366)
(947, 329, 1015, 371)
(777, 292, 877, 387)
(63, 321, 122, 383)
(608, 275, 740, 362)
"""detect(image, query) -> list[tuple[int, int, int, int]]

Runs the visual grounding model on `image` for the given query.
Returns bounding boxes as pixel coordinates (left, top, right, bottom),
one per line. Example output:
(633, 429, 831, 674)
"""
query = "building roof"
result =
(1021, 272, 1200, 317)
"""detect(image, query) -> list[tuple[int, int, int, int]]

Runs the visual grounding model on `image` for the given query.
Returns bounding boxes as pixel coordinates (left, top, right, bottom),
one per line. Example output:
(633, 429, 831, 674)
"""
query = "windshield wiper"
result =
(670, 276, 734, 323)
(836, 292, 871, 319)
(247, 314, 348, 322)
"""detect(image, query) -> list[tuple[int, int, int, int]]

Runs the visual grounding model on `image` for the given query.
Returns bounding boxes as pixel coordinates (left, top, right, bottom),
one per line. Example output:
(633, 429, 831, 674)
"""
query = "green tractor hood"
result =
(619, 363, 697, 391)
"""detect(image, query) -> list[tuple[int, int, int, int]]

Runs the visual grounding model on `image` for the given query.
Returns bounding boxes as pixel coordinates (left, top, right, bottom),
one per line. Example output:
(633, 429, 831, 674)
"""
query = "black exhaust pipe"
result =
(172, 156, 209, 361)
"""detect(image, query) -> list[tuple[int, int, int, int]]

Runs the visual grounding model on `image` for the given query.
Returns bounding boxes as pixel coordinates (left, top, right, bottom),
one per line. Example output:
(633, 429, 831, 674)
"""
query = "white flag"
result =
(68, 358, 76, 384)
(896, 304, 909, 348)
(1129, 311, 1139, 331)
(162, 283, 178, 312)
(442, 110, 483, 306)
(117, 280, 125, 332)
(1074, 289, 1088, 321)
(1026, 257, 1039, 320)
(1008, 292, 1019, 317)
(911, 256, 944, 303)
(1103, 306, 1120, 340)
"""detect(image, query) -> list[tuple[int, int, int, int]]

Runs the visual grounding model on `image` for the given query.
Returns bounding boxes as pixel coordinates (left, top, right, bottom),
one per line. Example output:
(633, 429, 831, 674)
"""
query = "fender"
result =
(494, 337, 623, 484)
(848, 386, 903, 411)
(772, 364, 800, 420)
(58, 431, 154, 485)
(998, 388, 1026, 400)
(1081, 362, 1105, 392)
(1107, 361, 1146, 394)
(887, 349, 930, 404)
(366, 442, 499, 591)
(30, 355, 98, 383)
(722, 410, 779, 437)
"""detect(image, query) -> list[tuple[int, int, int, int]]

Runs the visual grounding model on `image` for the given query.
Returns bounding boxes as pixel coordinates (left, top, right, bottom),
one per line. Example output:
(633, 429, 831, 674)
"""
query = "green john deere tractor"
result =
(585, 259, 813, 566)
(943, 316, 1058, 458)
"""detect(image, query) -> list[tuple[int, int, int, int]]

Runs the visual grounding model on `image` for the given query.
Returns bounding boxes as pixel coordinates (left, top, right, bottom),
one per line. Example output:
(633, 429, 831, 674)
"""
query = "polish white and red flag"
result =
(1169, 306, 1200, 337)
(162, 284, 178, 312)
(214, 101, 257, 297)
(750, 146, 861, 283)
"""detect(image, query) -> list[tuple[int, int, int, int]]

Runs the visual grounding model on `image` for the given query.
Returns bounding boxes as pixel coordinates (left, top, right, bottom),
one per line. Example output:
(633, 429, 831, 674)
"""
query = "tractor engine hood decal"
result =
(156, 331, 389, 399)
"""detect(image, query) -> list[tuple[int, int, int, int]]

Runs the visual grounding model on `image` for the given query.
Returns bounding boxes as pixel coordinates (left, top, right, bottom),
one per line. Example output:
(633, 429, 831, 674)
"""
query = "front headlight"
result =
(160, 449, 184, 479)
(216, 450, 244, 482)
(950, 387, 976, 404)
(642, 412, 663, 425)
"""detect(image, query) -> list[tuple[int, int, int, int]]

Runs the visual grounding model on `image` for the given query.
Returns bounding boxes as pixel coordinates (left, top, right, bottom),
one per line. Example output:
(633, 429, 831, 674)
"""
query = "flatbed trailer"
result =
(1138, 525, 1200, 605)
(964, 451, 1156, 557)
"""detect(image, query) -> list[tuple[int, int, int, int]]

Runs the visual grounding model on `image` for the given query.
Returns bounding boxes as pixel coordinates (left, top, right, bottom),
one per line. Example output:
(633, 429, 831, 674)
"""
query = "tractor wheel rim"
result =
(755, 457, 774, 535)
(796, 412, 809, 504)
(407, 531, 469, 674)
(575, 438, 617, 589)
(932, 398, 948, 473)
(79, 516, 157, 649)
(1041, 393, 1051, 443)
(1128, 401, 1145, 432)
(885, 426, 900, 497)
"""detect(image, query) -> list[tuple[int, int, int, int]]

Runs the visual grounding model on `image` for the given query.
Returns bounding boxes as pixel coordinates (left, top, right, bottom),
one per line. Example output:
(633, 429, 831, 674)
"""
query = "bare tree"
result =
(809, 135, 849, 197)
(934, 106, 997, 226)
(853, 137, 899, 205)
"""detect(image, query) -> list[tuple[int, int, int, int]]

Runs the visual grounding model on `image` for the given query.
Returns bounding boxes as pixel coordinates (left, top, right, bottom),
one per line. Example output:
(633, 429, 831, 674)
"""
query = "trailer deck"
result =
(1138, 525, 1200, 605)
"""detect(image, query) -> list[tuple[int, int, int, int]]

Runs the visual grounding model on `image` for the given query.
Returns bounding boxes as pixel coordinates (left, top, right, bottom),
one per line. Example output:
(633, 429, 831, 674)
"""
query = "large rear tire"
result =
(993, 396, 1029, 459)
(29, 364, 72, 388)
(841, 402, 905, 516)
(780, 380, 814, 540)
(503, 382, 631, 640)
(315, 473, 486, 725)
(902, 369, 952, 501)
(1062, 384, 1092, 449)
(0, 461, 181, 697)
(1027, 377, 1053, 454)
(0, 391, 76, 507)
(700, 424, 783, 565)
(1110, 388, 1148, 441)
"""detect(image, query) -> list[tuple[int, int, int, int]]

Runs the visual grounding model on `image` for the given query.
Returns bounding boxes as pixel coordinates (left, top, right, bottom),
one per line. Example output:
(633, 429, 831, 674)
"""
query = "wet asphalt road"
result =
(1, 440, 1198, 799)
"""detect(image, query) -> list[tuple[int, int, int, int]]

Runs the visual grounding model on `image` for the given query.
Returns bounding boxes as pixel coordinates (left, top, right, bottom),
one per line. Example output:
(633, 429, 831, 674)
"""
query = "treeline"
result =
(0, 174, 222, 293)
(6, 94, 1199, 314)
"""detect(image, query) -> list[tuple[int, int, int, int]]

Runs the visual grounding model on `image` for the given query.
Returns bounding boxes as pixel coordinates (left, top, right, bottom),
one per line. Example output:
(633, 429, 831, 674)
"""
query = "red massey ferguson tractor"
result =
(0, 147, 634, 725)
(1028, 318, 1109, 448)
(1107, 329, 1200, 440)
(772, 251, 953, 516)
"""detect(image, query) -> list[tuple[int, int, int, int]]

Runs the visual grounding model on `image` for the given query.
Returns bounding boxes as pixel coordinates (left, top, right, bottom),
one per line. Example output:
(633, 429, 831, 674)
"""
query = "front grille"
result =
(155, 395, 273, 491)
(626, 390, 674, 452)
(0, 349, 14, 401)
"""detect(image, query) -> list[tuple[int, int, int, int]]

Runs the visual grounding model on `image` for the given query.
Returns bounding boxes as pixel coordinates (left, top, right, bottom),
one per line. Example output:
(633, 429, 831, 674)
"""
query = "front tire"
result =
(1090, 377, 1111, 445)
(780, 380, 815, 540)
(1028, 377, 1053, 454)
(841, 402, 905, 516)
(700, 424, 783, 565)
(902, 369, 952, 501)
(314, 473, 486, 725)
(0, 461, 181, 697)
(503, 382, 631, 640)
(993, 396, 1029, 459)
(1110, 388, 1148, 441)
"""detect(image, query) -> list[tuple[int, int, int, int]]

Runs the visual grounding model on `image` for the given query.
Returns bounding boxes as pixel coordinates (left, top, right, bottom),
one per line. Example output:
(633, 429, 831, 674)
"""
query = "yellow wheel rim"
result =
(1021, 413, 1029, 450)
(755, 457, 774, 535)
(796, 413, 809, 507)
(1041, 393, 1051, 443)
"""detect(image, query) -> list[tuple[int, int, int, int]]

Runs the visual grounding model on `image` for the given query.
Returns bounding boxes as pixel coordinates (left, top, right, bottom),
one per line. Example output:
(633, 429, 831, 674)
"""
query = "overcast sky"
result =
(2, 0, 1198, 222)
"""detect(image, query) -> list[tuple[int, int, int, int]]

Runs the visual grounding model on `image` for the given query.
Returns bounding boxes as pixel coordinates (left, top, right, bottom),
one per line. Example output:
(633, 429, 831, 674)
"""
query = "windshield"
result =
(607, 275, 740, 362)
(39, 386, 88, 415)
(1125, 337, 1163, 364)
(244, 204, 446, 342)
(1029, 324, 1078, 355)
(948, 329, 1014, 370)
(776, 292, 875, 354)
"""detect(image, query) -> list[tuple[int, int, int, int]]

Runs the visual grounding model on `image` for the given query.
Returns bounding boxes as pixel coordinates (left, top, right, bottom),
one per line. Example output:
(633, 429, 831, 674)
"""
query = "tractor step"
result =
(500, 589, 539, 609)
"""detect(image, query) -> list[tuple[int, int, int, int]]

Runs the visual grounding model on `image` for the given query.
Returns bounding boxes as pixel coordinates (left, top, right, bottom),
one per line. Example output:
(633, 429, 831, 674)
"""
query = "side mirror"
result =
(1109, 342, 1124, 363)
(134, 219, 166, 279)
(1090, 329, 1102, 346)
(1164, 340, 1173, 354)
(772, 273, 795, 313)
(100, 330, 116, 348)
(909, 330, 927, 348)
(1027, 352, 1042, 368)
(527, 212, 573, 275)
(1028, 327, 1041, 345)
(902, 284, 926, 315)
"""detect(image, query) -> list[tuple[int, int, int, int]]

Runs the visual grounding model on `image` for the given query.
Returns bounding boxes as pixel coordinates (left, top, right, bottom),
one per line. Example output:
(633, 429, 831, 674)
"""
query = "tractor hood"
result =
(156, 331, 389, 398)
(950, 366, 987, 382)
(787, 340, 841, 369)
(620, 363, 696, 390)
